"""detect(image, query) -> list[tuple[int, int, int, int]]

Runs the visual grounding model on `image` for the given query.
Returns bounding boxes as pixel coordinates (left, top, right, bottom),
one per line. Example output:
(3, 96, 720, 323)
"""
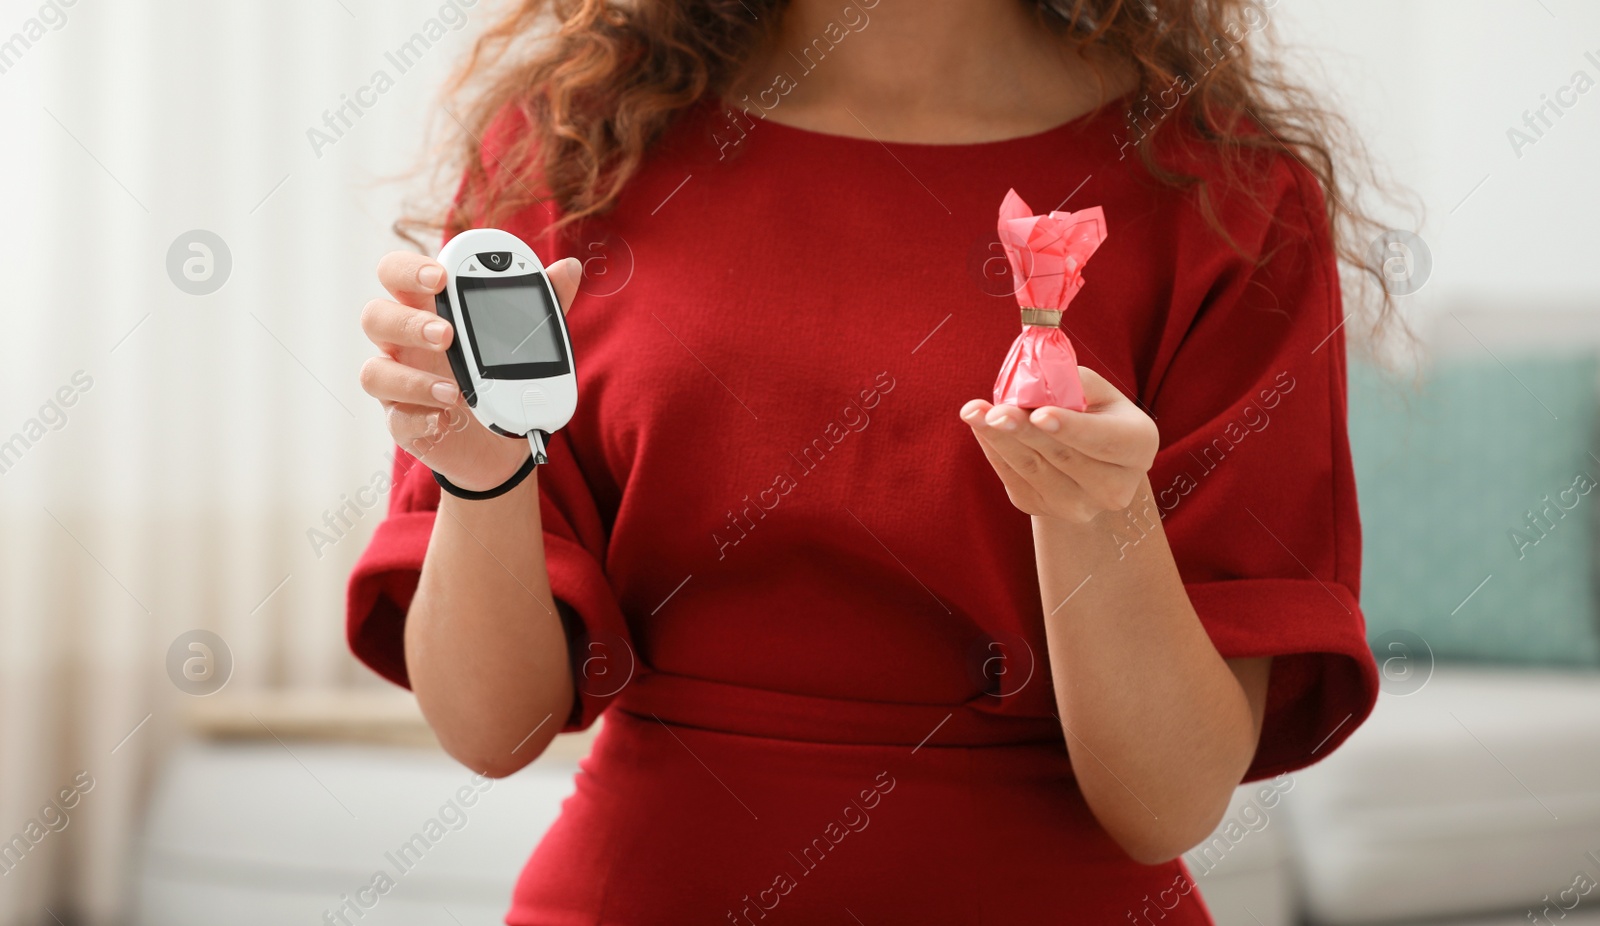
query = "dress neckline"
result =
(703, 90, 1133, 153)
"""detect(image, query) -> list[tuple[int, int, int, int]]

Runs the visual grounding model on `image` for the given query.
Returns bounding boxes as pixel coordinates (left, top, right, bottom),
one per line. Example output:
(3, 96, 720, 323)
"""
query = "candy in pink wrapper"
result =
(991, 189, 1108, 411)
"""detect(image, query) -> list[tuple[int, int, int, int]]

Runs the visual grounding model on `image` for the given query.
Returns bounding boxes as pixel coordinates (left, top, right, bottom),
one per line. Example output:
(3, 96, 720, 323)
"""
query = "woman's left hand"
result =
(961, 367, 1159, 523)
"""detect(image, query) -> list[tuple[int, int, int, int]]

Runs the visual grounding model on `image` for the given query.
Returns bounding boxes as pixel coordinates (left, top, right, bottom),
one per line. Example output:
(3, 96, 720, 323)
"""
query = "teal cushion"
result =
(1348, 352, 1600, 667)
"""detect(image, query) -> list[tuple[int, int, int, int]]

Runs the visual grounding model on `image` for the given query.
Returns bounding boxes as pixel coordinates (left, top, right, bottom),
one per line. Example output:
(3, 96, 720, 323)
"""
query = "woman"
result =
(349, 0, 1383, 921)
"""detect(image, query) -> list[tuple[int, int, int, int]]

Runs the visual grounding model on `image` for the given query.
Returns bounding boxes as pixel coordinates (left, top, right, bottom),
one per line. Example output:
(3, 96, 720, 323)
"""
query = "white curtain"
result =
(0, 1, 484, 920)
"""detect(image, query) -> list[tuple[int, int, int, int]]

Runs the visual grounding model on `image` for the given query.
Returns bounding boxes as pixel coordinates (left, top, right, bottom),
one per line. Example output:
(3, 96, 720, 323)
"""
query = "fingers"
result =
(1004, 409, 1132, 482)
(377, 250, 447, 311)
(964, 368, 1158, 520)
(384, 403, 475, 460)
(1006, 411, 1139, 507)
(546, 257, 581, 315)
(967, 427, 1046, 511)
(962, 403, 1073, 492)
(385, 403, 444, 452)
(360, 355, 460, 409)
(966, 415, 1101, 520)
(961, 400, 1141, 515)
(385, 399, 487, 461)
(362, 298, 453, 353)
(1028, 403, 1159, 469)
(991, 368, 1155, 468)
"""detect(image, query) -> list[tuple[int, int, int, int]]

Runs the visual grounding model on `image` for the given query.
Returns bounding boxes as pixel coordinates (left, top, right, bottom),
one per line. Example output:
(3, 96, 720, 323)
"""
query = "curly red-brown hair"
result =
(400, 0, 1404, 341)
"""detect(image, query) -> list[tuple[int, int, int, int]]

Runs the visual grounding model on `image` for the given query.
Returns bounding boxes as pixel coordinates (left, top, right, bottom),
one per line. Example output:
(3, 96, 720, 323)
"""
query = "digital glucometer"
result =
(434, 228, 577, 465)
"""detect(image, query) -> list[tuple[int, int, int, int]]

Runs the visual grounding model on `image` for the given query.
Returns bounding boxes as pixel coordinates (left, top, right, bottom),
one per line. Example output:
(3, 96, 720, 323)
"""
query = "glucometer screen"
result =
(455, 274, 570, 379)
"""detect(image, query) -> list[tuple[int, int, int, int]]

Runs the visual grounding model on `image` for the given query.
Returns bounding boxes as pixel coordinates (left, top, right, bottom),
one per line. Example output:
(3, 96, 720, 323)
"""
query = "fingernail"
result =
(986, 411, 1015, 431)
(1033, 412, 1060, 432)
(431, 381, 459, 404)
(419, 265, 444, 289)
(423, 321, 448, 344)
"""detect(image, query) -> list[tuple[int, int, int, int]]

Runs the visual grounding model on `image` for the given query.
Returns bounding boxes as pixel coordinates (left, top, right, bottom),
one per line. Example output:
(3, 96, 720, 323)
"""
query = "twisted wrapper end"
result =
(1019, 307, 1063, 328)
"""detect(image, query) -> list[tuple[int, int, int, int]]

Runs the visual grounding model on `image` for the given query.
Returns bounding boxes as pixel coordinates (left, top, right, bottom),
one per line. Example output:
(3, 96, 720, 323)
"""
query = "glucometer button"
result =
(477, 251, 513, 272)
(522, 388, 547, 407)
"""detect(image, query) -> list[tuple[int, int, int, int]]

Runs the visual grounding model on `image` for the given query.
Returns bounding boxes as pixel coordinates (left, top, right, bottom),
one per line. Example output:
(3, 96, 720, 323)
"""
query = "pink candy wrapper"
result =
(991, 189, 1108, 411)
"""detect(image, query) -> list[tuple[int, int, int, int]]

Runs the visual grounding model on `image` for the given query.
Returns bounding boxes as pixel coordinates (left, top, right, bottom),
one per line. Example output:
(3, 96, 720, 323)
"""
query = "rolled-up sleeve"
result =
(1148, 157, 1379, 781)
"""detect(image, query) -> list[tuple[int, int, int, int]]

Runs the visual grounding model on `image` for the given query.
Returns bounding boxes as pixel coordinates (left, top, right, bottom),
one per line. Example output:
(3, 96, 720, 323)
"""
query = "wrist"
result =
(1032, 478, 1162, 556)
(1031, 509, 1102, 537)
(433, 467, 543, 548)
(435, 440, 537, 499)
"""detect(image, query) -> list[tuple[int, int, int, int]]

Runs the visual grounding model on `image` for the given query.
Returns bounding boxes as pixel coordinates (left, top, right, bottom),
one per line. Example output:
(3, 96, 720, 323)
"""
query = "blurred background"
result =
(0, 0, 1596, 923)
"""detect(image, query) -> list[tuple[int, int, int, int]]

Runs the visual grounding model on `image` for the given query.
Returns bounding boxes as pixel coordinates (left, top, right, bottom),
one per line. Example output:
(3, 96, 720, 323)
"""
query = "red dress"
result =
(348, 96, 1378, 925)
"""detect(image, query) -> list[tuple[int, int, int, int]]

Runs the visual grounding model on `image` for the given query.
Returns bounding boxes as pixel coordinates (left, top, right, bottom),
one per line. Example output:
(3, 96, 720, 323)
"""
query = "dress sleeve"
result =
(344, 434, 634, 732)
(1147, 158, 1379, 781)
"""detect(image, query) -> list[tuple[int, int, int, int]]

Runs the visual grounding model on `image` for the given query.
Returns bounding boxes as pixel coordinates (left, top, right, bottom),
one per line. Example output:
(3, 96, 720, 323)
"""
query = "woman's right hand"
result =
(360, 250, 583, 493)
